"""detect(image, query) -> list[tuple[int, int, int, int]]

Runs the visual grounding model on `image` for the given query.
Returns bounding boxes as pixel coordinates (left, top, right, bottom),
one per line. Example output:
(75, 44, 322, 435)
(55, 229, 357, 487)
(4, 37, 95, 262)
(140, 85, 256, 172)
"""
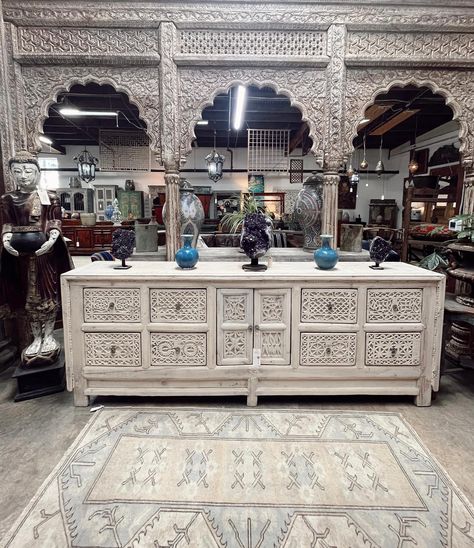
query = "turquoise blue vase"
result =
(314, 234, 338, 270)
(175, 234, 199, 269)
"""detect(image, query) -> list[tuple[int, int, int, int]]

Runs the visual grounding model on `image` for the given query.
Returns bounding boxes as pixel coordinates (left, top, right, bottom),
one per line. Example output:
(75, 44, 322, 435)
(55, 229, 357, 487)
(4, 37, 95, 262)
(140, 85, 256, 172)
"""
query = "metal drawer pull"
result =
(175, 302, 182, 311)
(390, 346, 397, 357)
(110, 345, 117, 355)
(327, 303, 333, 312)
(392, 304, 398, 312)
(174, 347, 181, 355)
(326, 347, 331, 355)
(255, 325, 260, 331)
(108, 302, 115, 310)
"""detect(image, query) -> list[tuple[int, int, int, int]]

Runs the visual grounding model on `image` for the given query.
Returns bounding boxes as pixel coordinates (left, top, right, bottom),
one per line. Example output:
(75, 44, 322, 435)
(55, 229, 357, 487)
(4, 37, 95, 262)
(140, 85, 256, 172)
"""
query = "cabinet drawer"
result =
(300, 333, 357, 366)
(365, 332, 421, 366)
(83, 288, 141, 322)
(84, 333, 141, 366)
(301, 289, 358, 323)
(151, 333, 207, 366)
(366, 289, 422, 323)
(150, 289, 207, 323)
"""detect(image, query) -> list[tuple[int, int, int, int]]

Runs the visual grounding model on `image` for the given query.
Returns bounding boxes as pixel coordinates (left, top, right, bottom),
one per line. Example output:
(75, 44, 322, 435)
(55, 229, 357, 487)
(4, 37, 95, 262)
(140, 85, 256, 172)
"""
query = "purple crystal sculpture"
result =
(369, 236, 392, 269)
(111, 228, 135, 269)
(240, 212, 272, 271)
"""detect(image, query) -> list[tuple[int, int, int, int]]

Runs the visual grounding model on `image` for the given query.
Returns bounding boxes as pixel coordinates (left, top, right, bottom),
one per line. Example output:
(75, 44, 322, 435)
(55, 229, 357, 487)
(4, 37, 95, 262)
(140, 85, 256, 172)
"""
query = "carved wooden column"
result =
(164, 162, 181, 260)
(322, 166, 340, 240)
(462, 167, 474, 214)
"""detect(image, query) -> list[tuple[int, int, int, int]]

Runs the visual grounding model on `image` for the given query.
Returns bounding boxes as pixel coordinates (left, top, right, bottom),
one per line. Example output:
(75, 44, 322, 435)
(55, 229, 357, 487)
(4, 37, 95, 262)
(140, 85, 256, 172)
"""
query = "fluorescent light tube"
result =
(39, 135, 53, 145)
(197, 120, 209, 126)
(360, 118, 371, 123)
(233, 85, 247, 131)
(60, 108, 117, 117)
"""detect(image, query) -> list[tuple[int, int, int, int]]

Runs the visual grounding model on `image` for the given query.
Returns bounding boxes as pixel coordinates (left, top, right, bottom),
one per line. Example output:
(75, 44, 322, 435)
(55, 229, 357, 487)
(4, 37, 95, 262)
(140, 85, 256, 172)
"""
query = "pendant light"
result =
(205, 130, 225, 182)
(408, 114, 419, 174)
(375, 135, 385, 176)
(360, 134, 368, 170)
(74, 147, 98, 183)
(346, 152, 355, 177)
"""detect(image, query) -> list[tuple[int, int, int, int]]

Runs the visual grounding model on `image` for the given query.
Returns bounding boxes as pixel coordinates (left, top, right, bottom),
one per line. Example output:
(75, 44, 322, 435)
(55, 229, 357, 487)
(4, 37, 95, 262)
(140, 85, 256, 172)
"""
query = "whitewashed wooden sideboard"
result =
(61, 262, 445, 407)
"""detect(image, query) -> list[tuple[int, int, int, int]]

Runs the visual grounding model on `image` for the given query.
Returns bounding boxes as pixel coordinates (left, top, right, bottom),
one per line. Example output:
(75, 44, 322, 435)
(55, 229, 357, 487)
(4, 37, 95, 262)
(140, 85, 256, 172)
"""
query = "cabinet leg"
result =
(414, 389, 432, 407)
(247, 377, 258, 407)
(74, 390, 90, 407)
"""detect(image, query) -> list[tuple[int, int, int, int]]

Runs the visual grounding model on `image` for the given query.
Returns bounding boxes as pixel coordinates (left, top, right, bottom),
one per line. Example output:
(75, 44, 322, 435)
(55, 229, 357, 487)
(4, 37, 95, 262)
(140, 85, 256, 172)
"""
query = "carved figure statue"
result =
(0, 150, 73, 367)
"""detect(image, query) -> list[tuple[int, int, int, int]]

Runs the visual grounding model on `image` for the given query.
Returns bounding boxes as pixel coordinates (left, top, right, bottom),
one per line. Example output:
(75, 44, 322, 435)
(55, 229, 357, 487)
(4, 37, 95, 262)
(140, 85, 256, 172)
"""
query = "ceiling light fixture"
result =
(205, 130, 225, 182)
(39, 135, 53, 145)
(360, 134, 369, 170)
(408, 113, 419, 175)
(232, 85, 247, 131)
(74, 147, 98, 183)
(197, 120, 209, 126)
(60, 108, 118, 117)
(375, 135, 385, 176)
(360, 118, 371, 123)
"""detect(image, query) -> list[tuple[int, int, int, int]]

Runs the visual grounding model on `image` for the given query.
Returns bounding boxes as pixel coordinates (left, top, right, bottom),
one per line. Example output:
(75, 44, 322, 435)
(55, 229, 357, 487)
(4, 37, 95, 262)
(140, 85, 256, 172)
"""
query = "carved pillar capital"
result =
(164, 167, 181, 260)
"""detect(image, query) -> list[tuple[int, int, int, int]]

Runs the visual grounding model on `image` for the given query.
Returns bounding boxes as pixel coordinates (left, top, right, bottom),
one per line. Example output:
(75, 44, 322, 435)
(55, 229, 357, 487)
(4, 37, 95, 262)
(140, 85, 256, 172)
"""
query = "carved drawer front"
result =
(300, 333, 357, 366)
(83, 288, 141, 322)
(84, 333, 141, 367)
(217, 289, 253, 365)
(365, 332, 421, 366)
(301, 289, 358, 323)
(150, 289, 207, 323)
(366, 289, 422, 323)
(150, 333, 207, 366)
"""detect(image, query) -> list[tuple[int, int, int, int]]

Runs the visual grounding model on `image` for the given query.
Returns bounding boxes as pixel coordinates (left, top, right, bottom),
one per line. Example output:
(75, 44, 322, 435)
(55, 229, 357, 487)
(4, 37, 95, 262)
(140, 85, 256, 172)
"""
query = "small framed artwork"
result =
(413, 148, 429, 174)
(248, 174, 264, 193)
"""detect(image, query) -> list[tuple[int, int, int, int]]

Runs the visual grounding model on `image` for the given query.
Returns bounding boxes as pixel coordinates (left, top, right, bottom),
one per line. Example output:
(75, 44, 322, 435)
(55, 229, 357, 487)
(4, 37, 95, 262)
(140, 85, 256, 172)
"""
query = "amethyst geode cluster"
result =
(111, 228, 135, 260)
(240, 212, 272, 260)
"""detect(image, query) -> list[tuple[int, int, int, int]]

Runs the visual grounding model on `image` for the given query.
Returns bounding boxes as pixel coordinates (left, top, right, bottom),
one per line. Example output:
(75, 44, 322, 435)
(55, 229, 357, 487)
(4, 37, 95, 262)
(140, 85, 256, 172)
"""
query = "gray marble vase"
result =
(294, 172, 324, 251)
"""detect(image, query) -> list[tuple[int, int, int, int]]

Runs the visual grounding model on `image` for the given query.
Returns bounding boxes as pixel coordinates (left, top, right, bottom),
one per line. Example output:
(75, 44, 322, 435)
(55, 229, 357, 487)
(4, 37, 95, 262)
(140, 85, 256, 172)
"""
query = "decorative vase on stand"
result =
(240, 212, 272, 271)
(175, 234, 199, 269)
(314, 234, 339, 270)
(294, 172, 324, 251)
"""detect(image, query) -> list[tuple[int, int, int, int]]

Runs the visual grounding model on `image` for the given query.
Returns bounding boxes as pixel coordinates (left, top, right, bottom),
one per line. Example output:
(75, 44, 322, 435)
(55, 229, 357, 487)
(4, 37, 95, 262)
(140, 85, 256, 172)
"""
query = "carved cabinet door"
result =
(217, 289, 253, 365)
(254, 289, 291, 365)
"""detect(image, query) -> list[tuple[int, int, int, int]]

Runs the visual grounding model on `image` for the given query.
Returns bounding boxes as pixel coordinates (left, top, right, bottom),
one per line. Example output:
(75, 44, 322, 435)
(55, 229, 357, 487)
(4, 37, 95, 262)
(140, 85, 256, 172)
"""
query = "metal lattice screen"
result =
(247, 129, 290, 174)
(99, 129, 150, 172)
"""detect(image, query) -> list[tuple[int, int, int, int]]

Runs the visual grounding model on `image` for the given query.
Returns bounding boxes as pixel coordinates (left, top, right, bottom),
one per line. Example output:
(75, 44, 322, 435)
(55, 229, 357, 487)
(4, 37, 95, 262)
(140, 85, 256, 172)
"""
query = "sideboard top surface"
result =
(62, 261, 444, 282)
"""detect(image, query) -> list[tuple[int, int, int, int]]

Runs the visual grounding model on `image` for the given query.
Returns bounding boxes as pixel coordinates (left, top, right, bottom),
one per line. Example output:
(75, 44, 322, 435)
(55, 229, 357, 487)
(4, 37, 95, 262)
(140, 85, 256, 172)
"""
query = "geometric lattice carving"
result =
(99, 129, 150, 172)
(289, 158, 304, 184)
(301, 289, 358, 323)
(283, 190, 301, 214)
(261, 332, 284, 359)
(83, 288, 140, 322)
(179, 30, 326, 56)
(17, 27, 160, 56)
(261, 295, 284, 323)
(367, 289, 422, 323)
(366, 333, 422, 366)
(150, 333, 206, 366)
(223, 331, 249, 360)
(347, 31, 474, 60)
(300, 333, 357, 366)
(150, 289, 207, 323)
(248, 129, 290, 174)
(84, 333, 141, 367)
(223, 295, 248, 322)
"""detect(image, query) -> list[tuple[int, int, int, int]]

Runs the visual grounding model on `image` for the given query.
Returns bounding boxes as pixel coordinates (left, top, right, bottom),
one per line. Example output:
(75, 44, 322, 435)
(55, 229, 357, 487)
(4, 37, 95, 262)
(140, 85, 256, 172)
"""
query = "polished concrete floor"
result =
(0, 367, 473, 541)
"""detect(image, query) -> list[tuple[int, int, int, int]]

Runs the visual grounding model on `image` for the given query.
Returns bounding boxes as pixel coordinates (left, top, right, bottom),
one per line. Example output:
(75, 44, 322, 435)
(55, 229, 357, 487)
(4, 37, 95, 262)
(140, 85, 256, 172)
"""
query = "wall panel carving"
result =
(179, 30, 326, 56)
(20, 65, 161, 157)
(16, 27, 159, 57)
(344, 68, 474, 165)
(347, 31, 474, 60)
(178, 67, 326, 162)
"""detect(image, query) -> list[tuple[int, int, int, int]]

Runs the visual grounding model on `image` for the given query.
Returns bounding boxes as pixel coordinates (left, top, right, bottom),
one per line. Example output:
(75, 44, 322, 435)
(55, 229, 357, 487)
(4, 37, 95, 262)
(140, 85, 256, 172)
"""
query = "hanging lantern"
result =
(375, 135, 385, 175)
(205, 130, 225, 182)
(360, 134, 368, 170)
(346, 154, 355, 177)
(408, 155, 419, 174)
(74, 148, 98, 183)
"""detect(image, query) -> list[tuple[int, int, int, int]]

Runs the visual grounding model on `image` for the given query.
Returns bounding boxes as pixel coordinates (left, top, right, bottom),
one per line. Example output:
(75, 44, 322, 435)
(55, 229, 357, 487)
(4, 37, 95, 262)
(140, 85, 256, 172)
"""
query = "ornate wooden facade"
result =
(1, 0, 474, 257)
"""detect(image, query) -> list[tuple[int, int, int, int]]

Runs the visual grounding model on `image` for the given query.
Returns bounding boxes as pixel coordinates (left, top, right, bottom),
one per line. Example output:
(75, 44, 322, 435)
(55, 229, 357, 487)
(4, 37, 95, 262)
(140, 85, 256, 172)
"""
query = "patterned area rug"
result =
(2, 408, 474, 548)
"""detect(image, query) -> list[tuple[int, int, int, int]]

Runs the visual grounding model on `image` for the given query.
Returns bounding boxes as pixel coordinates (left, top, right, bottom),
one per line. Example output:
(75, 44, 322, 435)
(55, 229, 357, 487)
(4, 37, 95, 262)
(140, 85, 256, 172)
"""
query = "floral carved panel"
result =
(344, 68, 474, 166)
(20, 65, 161, 158)
(178, 67, 326, 163)
(16, 27, 159, 57)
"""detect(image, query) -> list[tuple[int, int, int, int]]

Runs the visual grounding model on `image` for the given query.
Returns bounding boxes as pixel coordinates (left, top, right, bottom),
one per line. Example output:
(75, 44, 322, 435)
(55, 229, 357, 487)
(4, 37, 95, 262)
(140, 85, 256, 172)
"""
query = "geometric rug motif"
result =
(1, 408, 473, 548)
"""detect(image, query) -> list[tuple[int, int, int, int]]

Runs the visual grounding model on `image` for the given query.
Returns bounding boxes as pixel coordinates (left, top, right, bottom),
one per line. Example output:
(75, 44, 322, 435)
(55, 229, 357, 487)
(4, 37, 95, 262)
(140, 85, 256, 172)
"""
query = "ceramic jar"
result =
(175, 234, 199, 269)
(314, 234, 338, 270)
(294, 172, 323, 251)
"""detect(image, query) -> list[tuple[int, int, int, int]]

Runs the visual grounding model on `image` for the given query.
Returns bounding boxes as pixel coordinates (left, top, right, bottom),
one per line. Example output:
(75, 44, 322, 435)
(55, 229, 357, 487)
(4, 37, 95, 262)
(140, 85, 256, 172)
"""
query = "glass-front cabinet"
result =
(57, 188, 94, 214)
(94, 185, 118, 220)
